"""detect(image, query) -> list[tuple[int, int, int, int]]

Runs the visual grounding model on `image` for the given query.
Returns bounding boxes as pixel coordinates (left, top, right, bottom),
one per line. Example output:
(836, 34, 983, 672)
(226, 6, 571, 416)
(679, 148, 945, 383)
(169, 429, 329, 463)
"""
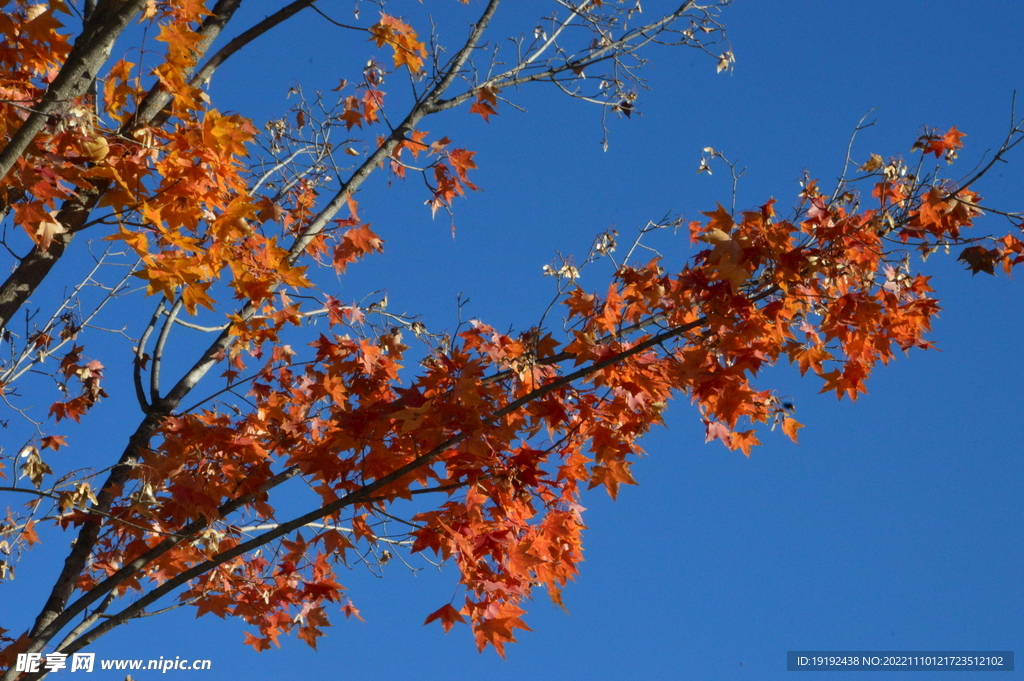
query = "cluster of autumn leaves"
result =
(96, 127, 1017, 654)
(1, 0, 1022, 665)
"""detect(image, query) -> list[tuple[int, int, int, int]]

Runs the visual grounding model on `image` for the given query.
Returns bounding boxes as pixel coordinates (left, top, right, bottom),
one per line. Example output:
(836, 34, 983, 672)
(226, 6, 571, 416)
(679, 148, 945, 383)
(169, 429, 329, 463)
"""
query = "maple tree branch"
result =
(51, 590, 116, 653)
(0, 0, 1016, 664)
(238, 522, 413, 547)
(23, 465, 304, 655)
(955, 108, 1024, 194)
(830, 109, 878, 203)
(176, 360, 313, 414)
(428, 1, 699, 113)
(285, 0, 503, 261)
(169, 318, 230, 332)
(150, 297, 184, 405)
(133, 301, 164, 413)
(548, 77, 620, 107)
(348, 482, 489, 522)
(18, 413, 166, 656)
(0, 484, 182, 539)
(948, 199, 1023, 221)
(55, 489, 420, 653)
(518, 0, 595, 72)
(0, 250, 135, 387)
(497, 319, 710, 420)
(423, 0, 503, 110)
(482, 293, 697, 386)
(0, 486, 58, 501)
(251, 146, 316, 195)
(179, 0, 319, 98)
(0, 187, 101, 335)
(306, 4, 364, 32)
(112, 598, 201, 621)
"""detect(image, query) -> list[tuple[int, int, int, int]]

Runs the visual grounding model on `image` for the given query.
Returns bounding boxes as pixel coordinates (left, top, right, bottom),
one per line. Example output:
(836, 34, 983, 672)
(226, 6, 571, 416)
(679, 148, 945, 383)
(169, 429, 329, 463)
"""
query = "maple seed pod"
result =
(231, 217, 253, 236)
(132, 126, 155, 148)
(82, 136, 109, 161)
(699, 228, 733, 244)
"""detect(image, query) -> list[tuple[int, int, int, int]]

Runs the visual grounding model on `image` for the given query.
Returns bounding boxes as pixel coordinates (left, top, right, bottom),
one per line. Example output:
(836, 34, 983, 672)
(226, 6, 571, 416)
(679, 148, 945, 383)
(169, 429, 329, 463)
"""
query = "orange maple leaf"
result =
(701, 202, 735, 234)
(341, 600, 365, 622)
(922, 125, 966, 158)
(40, 435, 68, 451)
(942, 125, 966, 150)
(424, 603, 466, 633)
(781, 417, 804, 443)
(22, 520, 40, 547)
(369, 14, 428, 74)
(469, 87, 500, 122)
(729, 430, 760, 457)
(473, 605, 533, 658)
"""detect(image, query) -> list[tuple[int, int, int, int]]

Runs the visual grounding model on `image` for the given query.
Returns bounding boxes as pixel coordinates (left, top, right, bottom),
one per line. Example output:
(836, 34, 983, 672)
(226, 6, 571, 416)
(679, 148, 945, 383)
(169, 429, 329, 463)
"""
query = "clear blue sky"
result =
(3, 2, 1022, 680)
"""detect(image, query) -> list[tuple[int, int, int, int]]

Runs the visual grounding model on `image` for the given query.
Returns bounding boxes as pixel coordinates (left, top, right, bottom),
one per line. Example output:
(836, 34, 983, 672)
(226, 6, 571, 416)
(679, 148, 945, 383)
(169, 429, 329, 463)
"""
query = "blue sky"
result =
(2, 1, 1022, 680)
